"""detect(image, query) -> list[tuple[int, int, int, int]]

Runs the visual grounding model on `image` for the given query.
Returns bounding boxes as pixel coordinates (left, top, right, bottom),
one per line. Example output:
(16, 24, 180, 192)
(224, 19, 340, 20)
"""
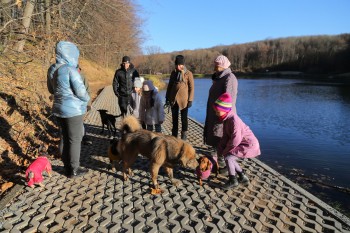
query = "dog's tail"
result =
(121, 115, 142, 133)
(114, 114, 123, 118)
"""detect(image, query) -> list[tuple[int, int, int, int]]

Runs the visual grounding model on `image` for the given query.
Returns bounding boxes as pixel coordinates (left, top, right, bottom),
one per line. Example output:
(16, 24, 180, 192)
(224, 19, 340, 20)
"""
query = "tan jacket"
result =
(166, 67, 194, 110)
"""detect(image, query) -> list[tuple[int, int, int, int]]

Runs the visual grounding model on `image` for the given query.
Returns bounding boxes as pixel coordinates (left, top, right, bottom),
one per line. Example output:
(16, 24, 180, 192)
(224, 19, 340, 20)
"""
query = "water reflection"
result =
(159, 77, 350, 193)
(295, 81, 350, 103)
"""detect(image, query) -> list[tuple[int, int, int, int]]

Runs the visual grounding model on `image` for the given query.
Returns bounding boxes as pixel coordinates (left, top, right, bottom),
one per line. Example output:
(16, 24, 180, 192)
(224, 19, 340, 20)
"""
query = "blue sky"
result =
(137, 0, 350, 53)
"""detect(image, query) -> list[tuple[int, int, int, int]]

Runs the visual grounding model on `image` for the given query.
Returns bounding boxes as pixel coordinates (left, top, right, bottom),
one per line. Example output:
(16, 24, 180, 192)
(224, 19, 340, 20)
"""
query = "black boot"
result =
(69, 167, 88, 178)
(237, 171, 249, 186)
(223, 175, 238, 190)
(82, 135, 92, 145)
(63, 166, 72, 177)
(218, 157, 228, 176)
(172, 128, 178, 137)
(181, 131, 187, 140)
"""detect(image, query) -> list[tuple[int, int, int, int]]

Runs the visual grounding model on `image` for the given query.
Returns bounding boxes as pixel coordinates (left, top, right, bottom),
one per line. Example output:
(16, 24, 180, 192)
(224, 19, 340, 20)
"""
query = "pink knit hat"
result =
(214, 55, 231, 69)
(213, 93, 232, 113)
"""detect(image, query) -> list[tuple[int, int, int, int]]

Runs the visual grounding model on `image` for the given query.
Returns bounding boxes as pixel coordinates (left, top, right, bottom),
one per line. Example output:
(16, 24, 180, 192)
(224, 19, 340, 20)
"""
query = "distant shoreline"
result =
(148, 72, 350, 86)
(191, 71, 350, 85)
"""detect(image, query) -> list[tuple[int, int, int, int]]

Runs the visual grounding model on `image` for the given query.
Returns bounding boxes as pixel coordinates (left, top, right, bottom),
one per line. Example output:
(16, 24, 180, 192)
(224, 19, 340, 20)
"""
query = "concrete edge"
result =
(253, 158, 350, 225)
(0, 184, 24, 216)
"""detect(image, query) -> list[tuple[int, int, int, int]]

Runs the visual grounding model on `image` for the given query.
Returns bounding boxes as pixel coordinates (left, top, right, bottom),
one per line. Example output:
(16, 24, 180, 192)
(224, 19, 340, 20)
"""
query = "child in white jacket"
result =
(131, 78, 142, 118)
(131, 78, 145, 129)
(140, 80, 165, 132)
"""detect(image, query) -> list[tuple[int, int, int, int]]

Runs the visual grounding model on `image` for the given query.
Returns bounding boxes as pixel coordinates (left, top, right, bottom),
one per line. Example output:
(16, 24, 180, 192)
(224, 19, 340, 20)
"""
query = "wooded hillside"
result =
(1, 0, 142, 66)
(0, 0, 141, 193)
(135, 34, 350, 76)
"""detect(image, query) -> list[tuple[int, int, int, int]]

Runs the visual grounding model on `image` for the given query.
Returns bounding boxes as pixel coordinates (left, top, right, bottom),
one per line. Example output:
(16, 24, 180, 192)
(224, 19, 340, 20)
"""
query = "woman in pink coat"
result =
(214, 93, 261, 190)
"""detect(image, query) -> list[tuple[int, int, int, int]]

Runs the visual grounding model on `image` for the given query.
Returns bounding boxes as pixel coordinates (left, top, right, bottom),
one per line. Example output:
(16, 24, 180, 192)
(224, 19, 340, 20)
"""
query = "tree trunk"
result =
(1, 0, 12, 52)
(73, 0, 90, 30)
(16, 0, 36, 52)
(45, 0, 51, 34)
(44, 0, 51, 66)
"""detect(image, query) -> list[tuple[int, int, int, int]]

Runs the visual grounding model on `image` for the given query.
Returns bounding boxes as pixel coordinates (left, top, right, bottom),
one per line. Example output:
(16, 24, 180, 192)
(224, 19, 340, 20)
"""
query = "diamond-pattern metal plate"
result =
(0, 86, 349, 232)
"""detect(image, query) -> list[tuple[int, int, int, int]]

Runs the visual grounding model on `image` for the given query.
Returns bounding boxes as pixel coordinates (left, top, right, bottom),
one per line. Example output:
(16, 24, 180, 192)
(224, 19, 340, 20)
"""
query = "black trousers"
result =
(171, 103, 188, 137)
(118, 95, 132, 116)
(57, 115, 84, 171)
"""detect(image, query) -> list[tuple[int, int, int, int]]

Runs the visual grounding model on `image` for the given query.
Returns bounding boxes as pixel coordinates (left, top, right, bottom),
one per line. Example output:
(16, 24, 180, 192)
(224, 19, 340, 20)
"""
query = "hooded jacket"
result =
(47, 41, 90, 118)
(217, 111, 261, 158)
(139, 81, 165, 125)
(131, 90, 142, 119)
(203, 68, 238, 147)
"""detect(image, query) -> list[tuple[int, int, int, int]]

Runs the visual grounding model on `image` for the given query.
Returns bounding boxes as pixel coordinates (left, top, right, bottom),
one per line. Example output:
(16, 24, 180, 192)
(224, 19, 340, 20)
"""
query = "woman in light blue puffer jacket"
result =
(47, 41, 90, 178)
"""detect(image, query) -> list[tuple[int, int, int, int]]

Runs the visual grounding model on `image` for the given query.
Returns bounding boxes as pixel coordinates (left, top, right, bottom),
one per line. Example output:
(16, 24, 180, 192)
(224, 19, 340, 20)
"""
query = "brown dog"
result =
(114, 115, 199, 188)
(149, 135, 198, 188)
(107, 116, 159, 180)
(107, 139, 122, 170)
(107, 138, 133, 178)
(196, 156, 219, 186)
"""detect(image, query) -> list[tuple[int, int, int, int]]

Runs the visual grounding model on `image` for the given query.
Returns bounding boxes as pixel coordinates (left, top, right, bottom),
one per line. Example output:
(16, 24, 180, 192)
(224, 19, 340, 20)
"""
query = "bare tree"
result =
(16, 0, 35, 52)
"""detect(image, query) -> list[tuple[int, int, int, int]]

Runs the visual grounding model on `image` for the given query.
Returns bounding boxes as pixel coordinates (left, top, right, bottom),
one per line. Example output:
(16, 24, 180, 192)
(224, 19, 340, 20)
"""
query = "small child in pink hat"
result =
(213, 93, 261, 190)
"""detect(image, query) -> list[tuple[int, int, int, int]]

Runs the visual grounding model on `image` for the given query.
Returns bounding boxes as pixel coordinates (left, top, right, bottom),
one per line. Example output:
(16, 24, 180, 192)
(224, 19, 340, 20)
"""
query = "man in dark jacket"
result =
(112, 56, 140, 117)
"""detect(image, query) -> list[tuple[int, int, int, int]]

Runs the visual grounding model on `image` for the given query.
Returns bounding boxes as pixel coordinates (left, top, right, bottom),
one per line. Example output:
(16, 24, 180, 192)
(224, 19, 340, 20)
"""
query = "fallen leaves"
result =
(1, 182, 14, 193)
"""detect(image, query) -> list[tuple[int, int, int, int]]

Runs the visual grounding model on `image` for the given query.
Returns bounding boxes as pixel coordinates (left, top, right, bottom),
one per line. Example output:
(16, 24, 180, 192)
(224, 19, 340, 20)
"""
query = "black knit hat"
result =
(122, 56, 130, 63)
(175, 55, 185, 65)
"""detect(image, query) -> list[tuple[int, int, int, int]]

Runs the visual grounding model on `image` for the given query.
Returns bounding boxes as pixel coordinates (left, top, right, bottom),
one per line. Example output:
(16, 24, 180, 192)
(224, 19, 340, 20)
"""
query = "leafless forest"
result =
(0, 0, 142, 69)
(1, 1, 349, 76)
(136, 34, 350, 76)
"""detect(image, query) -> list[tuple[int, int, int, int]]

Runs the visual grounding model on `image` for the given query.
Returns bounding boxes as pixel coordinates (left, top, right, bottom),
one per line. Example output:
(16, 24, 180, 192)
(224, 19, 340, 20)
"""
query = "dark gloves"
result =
(164, 98, 171, 108)
(187, 101, 192, 108)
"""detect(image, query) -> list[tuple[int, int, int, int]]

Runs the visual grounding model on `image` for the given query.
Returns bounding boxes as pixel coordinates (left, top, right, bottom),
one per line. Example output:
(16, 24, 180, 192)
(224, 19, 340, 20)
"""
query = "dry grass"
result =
(79, 59, 115, 100)
(144, 74, 167, 90)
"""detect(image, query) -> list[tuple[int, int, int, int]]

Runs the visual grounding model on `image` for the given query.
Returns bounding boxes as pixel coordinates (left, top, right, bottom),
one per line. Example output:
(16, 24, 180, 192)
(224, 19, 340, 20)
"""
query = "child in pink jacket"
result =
(214, 93, 261, 190)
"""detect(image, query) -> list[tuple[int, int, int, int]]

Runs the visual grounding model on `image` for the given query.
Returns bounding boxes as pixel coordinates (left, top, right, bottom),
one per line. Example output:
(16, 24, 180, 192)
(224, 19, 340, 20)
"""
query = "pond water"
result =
(159, 77, 350, 214)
